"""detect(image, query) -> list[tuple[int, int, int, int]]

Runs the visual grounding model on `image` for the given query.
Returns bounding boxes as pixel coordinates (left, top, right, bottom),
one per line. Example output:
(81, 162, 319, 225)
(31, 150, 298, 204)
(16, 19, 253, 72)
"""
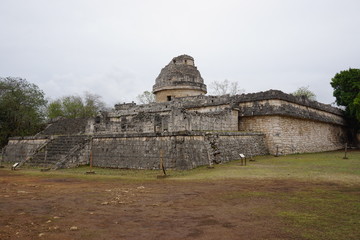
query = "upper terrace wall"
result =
(94, 107, 238, 134)
(112, 90, 343, 122)
(100, 90, 345, 135)
(176, 108, 238, 131)
(237, 99, 345, 126)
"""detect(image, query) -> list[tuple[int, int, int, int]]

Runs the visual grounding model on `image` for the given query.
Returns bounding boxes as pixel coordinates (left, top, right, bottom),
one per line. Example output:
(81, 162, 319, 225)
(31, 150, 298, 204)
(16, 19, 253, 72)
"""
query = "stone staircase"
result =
(25, 135, 89, 169)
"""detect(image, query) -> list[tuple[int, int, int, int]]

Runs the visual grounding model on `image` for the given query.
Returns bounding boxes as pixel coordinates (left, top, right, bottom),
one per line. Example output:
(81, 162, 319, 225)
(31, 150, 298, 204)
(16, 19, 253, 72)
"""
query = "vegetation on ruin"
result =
(0, 77, 47, 147)
(292, 85, 317, 101)
(47, 92, 107, 120)
(209, 79, 245, 96)
(136, 90, 155, 104)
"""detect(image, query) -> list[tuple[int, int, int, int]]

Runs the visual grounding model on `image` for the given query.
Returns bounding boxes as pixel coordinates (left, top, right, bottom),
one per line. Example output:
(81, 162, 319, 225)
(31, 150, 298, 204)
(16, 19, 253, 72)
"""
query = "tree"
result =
(47, 100, 63, 120)
(47, 92, 107, 120)
(136, 91, 155, 104)
(0, 77, 47, 147)
(209, 79, 245, 96)
(83, 92, 106, 117)
(331, 68, 360, 127)
(292, 86, 316, 101)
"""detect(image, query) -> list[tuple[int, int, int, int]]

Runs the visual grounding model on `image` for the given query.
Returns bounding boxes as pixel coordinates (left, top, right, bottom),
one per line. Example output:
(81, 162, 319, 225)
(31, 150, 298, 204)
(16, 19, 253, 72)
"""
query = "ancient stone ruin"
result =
(3, 55, 348, 170)
(153, 55, 207, 102)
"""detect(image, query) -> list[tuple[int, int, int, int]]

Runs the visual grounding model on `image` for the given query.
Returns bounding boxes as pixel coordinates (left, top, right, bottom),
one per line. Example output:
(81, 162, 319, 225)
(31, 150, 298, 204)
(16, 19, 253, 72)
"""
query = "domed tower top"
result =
(152, 54, 207, 102)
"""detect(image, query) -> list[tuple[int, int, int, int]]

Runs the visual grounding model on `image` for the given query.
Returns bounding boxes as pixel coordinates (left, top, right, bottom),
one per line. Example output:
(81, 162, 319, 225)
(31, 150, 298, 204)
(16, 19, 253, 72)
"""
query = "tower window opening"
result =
(167, 96, 172, 101)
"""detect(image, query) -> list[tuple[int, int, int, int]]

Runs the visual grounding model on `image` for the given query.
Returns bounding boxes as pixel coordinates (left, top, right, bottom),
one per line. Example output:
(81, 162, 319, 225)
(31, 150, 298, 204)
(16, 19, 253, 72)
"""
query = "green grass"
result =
(2, 150, 360, 183)
(171, 150, 360, 183)
(218, 186, 360, 240)
(222, 188, 360, 239)
(278, 187, 360, 239)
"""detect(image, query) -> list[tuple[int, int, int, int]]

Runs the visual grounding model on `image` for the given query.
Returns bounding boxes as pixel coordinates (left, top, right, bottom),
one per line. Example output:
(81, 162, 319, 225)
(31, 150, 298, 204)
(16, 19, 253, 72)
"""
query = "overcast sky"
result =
(1, 0, 359, 106)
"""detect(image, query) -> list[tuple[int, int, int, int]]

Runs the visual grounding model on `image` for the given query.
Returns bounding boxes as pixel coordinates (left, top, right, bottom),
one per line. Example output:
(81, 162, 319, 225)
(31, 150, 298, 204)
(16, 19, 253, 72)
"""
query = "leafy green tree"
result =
(136, 91, 155, 104)
(47, 100, 63, 120)
(331, 68, 360, 128)
(62, 95, 84, 119)
(0, 77, 47, 147)
(292, 86, 316, 101)
(47, 92, 106, 120)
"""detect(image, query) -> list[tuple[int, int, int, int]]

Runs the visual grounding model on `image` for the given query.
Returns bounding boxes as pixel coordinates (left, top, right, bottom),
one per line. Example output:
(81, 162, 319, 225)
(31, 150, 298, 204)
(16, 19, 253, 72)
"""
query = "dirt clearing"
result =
(0, 171, 295, 240)
(3, 148, 360, 240)
(2, 169, 359, 240)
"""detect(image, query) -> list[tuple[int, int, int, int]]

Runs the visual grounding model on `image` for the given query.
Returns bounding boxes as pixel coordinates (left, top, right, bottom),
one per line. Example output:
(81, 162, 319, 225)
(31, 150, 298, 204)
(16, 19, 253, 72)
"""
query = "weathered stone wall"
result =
(232, 90, 344, 117)
(216, 134, 268, 162)
(239, 115, 346, 155)
(94, 112, 163, 134)
(107, 90, 345, 133)
(155, 89, 206, 103)
(59, 140, 90, 169)
(238, 99, 345, 126)
(95, 90, 348, 155)
(3, 137, 49, 163)
(170, 109, 238, 132)
(95, 107, 238, 134)
(91, 132, 267, 170)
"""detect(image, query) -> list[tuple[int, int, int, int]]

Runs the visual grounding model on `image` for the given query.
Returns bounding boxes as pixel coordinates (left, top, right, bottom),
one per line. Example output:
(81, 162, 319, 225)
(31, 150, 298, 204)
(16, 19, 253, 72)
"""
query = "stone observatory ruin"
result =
(3, 54, 348, 170)
(153, 55, 207, 102)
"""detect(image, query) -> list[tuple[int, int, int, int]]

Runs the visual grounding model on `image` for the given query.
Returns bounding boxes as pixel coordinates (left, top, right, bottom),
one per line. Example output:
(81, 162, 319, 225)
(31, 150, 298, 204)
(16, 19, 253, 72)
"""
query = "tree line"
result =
(1, 68, 360, 147)
(0, 77, 108, 147)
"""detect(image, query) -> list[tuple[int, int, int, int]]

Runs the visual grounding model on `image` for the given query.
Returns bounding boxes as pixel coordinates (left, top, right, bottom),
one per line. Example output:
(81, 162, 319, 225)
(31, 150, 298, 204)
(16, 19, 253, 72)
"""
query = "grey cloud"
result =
(0, 0, 359, 106)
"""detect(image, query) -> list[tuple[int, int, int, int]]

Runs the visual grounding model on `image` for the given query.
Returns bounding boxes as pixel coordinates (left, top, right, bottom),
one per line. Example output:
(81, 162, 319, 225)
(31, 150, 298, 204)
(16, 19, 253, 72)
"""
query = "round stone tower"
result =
(152, 55, 207, 103)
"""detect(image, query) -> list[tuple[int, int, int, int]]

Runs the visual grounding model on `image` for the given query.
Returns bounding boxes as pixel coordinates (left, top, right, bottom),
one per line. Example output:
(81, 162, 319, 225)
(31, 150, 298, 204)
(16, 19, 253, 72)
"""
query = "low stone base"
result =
(91, 131, 268, 170)
(3, 136, 49, 163)
(3, 132, 268, 170)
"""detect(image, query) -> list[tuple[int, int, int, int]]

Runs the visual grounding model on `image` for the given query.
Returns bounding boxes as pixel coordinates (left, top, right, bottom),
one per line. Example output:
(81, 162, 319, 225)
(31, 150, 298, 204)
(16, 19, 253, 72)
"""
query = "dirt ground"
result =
(0, 170, 319, 240)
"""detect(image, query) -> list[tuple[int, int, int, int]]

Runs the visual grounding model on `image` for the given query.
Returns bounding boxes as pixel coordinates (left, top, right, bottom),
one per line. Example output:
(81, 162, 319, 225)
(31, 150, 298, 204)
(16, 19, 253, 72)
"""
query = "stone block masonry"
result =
(239, 115, 346, 155)
(91, 131, 268, 170)
(39, 118, 88, 136)
(4, 137, 49, 163)
(4, 135, 91, 169)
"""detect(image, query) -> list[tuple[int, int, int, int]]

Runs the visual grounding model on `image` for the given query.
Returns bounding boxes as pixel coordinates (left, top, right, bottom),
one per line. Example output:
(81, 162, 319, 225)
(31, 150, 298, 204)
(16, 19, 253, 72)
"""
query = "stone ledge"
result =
(113, 90, 344, 119)
(9, 136, 50, 140)
(93, 131, 265, 139)
(238, 102, 346, 126)
(182, 90, 343, 116)
(233, 90, 343, 116)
